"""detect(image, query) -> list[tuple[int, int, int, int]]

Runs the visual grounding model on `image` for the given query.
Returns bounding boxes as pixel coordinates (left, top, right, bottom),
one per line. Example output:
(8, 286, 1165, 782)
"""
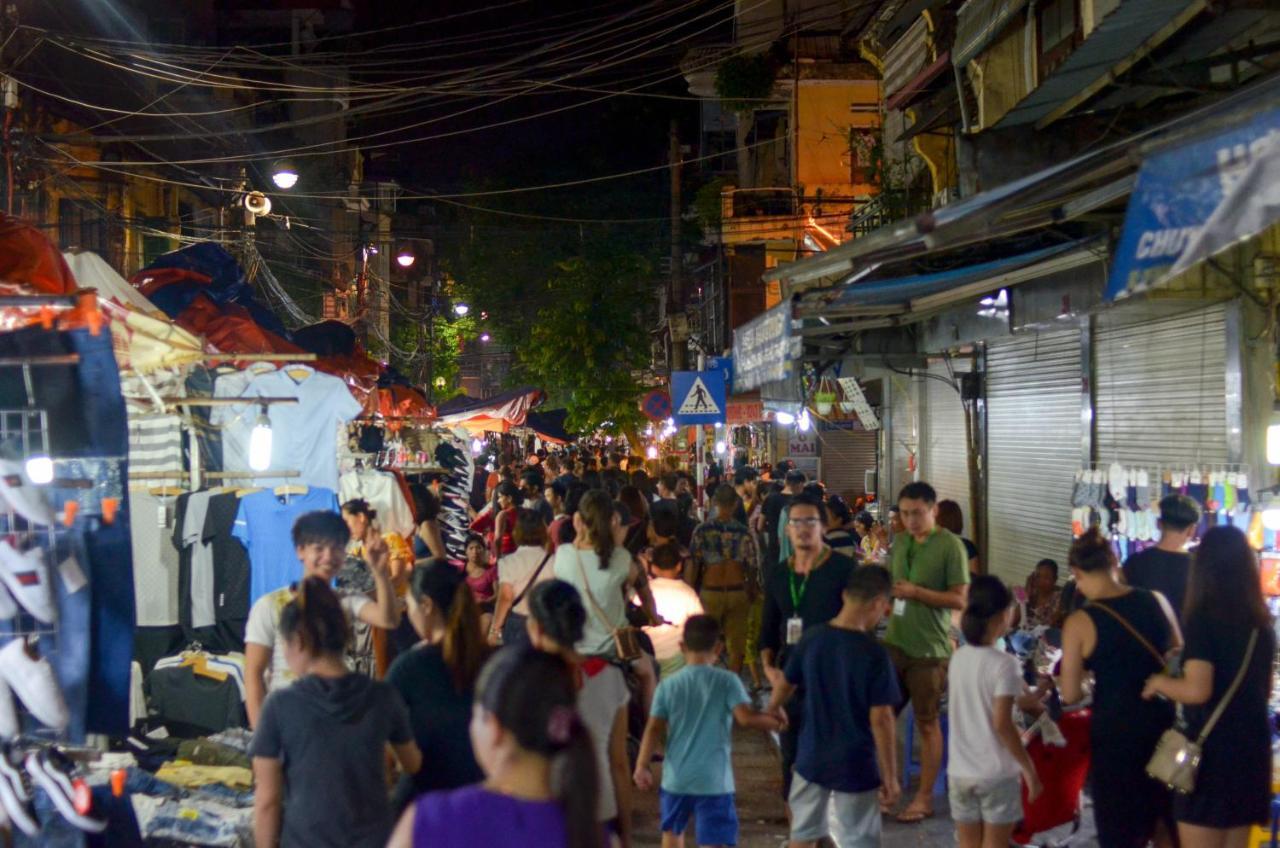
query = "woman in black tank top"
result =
(1060, 530, 1181, 848)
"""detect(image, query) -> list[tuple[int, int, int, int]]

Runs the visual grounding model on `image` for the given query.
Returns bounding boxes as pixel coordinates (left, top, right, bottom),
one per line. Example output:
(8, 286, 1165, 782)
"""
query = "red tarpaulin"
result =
(174, 294, 304, 356)
(0, 214, 77, 295)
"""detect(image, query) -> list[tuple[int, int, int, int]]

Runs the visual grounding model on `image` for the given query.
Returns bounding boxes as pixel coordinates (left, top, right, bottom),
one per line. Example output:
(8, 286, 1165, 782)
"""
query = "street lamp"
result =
(270, 160, 299, 190)
(396, 248, 416, 268)
(453, 302, 470, 317)
(479, 332, 491, 343)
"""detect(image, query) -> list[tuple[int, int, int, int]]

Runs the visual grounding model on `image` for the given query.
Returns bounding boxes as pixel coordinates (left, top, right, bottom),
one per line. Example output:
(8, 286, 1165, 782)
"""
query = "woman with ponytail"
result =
(387, 559, 489, 808)
(388, 646, 602, 848)
(252, 577, 421, 848)
(553, 489, 660, 712)
(527, 580, 634, 846)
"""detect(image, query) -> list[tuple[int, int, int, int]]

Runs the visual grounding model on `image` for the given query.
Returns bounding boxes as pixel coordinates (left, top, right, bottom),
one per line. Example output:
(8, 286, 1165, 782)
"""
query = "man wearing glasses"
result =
(759, 494, 857, 806)
(883, 482, 970, 824)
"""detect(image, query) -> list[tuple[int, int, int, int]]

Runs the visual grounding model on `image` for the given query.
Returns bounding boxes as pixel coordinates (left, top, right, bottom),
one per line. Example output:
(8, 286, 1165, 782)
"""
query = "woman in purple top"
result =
(387, 647, 601, 848)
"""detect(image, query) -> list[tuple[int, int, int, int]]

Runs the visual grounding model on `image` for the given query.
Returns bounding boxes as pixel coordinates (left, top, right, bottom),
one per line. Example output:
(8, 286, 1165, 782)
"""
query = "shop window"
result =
(1038, 0, 1080, 78)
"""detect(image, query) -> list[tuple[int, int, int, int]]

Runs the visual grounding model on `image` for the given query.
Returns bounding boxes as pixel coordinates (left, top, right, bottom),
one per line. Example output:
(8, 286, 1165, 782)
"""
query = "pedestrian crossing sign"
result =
(671, 370, 726, 426)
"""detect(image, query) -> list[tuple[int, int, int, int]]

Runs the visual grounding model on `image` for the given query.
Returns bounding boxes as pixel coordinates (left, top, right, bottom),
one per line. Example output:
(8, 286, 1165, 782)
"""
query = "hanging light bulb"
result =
(471, 438, 484, 456)
(248, 405, 272, 471)
(646, 445, 658, 460)
(774, 411, 796, 426)
(798, 409, 812, 432)
(715, 440, 727, 455)
(23, 455, 53, 485)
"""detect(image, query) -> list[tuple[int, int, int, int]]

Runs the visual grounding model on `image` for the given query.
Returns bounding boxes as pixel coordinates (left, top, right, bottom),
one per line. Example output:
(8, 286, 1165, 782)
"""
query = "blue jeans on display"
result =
(82, 512, 135, 736)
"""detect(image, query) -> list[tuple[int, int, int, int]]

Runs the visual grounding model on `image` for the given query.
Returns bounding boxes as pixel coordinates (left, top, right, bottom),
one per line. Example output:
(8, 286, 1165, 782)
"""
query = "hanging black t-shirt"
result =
(1122, 547, 1191, 619)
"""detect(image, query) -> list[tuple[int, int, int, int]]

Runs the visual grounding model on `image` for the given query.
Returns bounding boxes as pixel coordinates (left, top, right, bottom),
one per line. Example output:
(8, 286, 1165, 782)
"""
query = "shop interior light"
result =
(396, 249, 415, 269)
(714, 421, 723, 429)
(714, 440, 727, 455)
(453, 302, 470, 317)
(470, 438, 484, 456)
(774, 411, 796, 426)
(1263, 503, 1280, 531)
(798, 409, 812, 432)
(23, 455, 53, 485)
(1268, 404, 1280, 465)
(270, 160, 299, 190)
(248, 405, 272, 471)
(646, 445, 658, 460)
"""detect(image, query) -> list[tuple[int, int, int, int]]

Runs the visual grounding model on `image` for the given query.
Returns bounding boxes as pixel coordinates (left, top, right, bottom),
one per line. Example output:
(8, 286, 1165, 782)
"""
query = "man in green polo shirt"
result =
(884, 481, 969, 824)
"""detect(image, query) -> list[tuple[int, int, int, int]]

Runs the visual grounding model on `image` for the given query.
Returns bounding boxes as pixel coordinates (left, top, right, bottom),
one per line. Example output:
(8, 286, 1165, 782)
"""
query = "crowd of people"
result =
(240, 447, 1277, 848)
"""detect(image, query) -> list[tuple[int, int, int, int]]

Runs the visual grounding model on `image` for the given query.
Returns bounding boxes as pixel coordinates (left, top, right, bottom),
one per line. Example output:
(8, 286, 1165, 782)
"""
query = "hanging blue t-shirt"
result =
(650, 664, 750, 795)
(233, 488, 339, 603)
(784, 624, 900, 793)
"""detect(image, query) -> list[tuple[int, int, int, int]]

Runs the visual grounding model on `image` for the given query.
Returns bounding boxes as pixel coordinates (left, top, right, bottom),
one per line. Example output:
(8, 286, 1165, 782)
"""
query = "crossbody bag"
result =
(573, 549, 643, 662)
(1146, 628, 1258, 794)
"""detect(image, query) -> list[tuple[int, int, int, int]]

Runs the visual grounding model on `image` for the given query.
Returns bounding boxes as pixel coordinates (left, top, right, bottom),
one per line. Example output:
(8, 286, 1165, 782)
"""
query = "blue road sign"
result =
(670, 370, 726, 426)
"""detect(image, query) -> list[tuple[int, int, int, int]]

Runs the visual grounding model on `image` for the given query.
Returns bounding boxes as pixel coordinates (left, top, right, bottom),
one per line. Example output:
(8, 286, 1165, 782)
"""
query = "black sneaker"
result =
(25, 748, 107, 833)
(0, 744, 36, 835)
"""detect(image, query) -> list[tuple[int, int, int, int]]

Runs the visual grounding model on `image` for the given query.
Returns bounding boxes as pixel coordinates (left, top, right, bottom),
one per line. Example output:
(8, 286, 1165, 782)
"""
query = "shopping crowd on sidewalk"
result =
(245, 448, 1276, 848)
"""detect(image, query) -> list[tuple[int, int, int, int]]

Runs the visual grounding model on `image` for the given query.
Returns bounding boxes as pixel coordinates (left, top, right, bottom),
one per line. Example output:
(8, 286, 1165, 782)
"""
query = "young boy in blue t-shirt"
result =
(633, 615, 781, 848)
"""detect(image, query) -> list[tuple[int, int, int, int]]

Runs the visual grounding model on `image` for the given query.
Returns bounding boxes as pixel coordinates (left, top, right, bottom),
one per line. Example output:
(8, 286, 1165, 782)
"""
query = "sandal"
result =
(895, 804, 933, 824)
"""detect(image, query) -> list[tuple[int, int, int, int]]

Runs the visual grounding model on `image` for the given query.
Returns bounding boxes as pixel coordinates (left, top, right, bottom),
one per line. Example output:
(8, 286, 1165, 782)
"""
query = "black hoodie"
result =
(249, 673, 413, 848)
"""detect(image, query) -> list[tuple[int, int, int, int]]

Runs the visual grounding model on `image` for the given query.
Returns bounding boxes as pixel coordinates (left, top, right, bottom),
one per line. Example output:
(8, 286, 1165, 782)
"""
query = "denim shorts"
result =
(949, 775, 1023, 824)
(659, 791, 738, 845)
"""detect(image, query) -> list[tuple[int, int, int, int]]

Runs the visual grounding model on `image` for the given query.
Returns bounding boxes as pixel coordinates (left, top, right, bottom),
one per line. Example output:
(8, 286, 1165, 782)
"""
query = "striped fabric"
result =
(128, 414, 184, 481)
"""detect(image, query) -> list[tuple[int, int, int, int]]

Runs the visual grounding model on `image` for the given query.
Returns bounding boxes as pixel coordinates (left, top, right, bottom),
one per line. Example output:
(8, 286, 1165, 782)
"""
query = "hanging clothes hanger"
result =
(147, 486, 186, 498)
(274, 483, 309, 499)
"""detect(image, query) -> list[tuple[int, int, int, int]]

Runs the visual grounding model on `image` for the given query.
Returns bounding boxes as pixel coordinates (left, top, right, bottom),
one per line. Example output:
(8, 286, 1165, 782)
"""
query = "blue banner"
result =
(705, 355, 734, 394)
(670, 370, 727, 426)
(1107, 106, 1280, 300)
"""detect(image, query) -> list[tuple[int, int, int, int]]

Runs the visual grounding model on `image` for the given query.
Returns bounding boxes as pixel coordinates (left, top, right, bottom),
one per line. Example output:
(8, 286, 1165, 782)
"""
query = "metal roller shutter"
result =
(923, 361, 972, 522)
(986, 330, 1083, 586)
(817, 426, 878, 502)
(1094, 304, 1228, 466)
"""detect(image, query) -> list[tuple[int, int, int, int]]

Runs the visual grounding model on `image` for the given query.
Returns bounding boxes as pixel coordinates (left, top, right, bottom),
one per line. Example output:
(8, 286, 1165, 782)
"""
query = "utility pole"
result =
(669, 119, 687, 371)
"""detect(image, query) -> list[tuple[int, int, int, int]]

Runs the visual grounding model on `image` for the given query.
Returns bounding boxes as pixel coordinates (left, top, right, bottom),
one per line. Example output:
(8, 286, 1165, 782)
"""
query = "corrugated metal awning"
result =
(954, 0, 1028, 68)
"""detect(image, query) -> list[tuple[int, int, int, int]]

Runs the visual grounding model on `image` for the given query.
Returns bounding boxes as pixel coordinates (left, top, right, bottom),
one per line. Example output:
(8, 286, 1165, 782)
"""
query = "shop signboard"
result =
(670, 370, 726, 426)
(1107, 105, 1280, 300)
(733, 301, 799, 391)
(705, 355, 735, 394)
(726, 398, 764, 425)
(788, 429, 819, 457)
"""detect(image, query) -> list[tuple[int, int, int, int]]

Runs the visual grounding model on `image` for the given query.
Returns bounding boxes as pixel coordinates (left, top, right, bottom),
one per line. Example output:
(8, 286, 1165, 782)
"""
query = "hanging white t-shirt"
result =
(128, 490, 181, 627)
(211, 364, 277, 476)
(643, 577, 704, 664)
(338, 470, 416, 538)
(231, 367, 362, 491)
(947, 644, 1026, 781)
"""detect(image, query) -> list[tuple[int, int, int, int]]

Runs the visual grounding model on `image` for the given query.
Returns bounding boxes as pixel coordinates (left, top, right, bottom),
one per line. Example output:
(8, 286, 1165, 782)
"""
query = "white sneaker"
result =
(0, 678, 16, 738)
(25, 749, 107, 833)
(0, 457, 55, 526)
(0, 742, 26, 800)
(0, 541, 56, 624)
(0, 638, 68, 731)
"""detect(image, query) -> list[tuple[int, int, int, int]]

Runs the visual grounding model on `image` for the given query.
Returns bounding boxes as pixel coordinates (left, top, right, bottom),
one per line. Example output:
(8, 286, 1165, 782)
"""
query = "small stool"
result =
(903, 706, 949, 796)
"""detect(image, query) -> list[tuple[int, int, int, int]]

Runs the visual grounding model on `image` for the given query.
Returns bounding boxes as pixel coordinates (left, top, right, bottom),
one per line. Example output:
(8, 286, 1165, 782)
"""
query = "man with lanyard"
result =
(883, 481, 969, 824)
(759, 494, 857, 806)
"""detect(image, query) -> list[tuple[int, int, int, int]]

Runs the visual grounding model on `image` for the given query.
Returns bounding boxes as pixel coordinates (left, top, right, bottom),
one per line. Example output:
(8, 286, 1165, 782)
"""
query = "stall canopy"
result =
(0, 213, 78, 296)
(436, 387, 545, 432)
(525, 409, 574, 445)
(798, 238, 1103, 326)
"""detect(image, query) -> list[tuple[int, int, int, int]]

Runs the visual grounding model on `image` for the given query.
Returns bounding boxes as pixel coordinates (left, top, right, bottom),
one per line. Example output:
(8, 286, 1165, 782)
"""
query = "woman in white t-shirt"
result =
(947, 575, 1042, 848)
(553, 490, 659, 711)
(491, 510, 554, 647)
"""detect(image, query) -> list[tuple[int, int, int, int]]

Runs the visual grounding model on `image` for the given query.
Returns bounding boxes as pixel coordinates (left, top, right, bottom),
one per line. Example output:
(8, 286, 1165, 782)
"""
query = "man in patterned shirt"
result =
(690, 486, 759, 675)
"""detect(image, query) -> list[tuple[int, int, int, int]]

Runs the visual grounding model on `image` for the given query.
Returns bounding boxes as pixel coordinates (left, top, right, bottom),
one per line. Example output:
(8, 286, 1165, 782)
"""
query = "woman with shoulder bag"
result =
(553, 490, 660, 713)
(1059, 529, 1183, 848)
(1143, 526, 1276, 848)
(492, 509, 556, 647)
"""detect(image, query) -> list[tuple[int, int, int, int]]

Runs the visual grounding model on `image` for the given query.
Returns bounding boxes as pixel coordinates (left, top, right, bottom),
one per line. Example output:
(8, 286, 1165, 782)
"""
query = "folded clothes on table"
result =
(130, 792, 252, 848)
(154, 760, 253, 791)
(177, 739, 251, 770)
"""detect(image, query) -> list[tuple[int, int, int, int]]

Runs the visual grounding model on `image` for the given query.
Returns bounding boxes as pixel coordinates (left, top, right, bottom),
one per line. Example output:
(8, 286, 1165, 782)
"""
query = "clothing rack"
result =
(0, 354, 81, 367)
(127, 470, 301, 481)
(160, 397, 300, 407)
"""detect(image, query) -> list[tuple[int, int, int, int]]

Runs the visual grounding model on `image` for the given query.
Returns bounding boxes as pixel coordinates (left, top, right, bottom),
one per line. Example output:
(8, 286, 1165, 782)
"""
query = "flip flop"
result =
(896, 805, 933, 824)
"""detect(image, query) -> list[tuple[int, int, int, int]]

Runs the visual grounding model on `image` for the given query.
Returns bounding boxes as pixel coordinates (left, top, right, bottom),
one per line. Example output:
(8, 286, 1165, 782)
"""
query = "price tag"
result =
(785, 616, 803, 645)
(157, 502, 170, 529)
(893, 598, 907, 617)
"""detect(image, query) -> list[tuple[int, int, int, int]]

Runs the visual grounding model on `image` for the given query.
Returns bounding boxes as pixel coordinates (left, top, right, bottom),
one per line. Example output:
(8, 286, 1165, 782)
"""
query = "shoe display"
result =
(0, 541, 56, 624)
(0, 584, 17, 621)
(0, 678, 17, 739)
(0, 742, 27, 801)
(0, 638, 69, 731)
(0, 457, 55, 527)
(25, 749, 107, 833)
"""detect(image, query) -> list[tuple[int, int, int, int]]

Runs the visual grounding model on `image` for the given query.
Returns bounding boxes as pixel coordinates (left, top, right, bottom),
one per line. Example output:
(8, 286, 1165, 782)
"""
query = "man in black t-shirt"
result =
(1122, 494, 1200, 618)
